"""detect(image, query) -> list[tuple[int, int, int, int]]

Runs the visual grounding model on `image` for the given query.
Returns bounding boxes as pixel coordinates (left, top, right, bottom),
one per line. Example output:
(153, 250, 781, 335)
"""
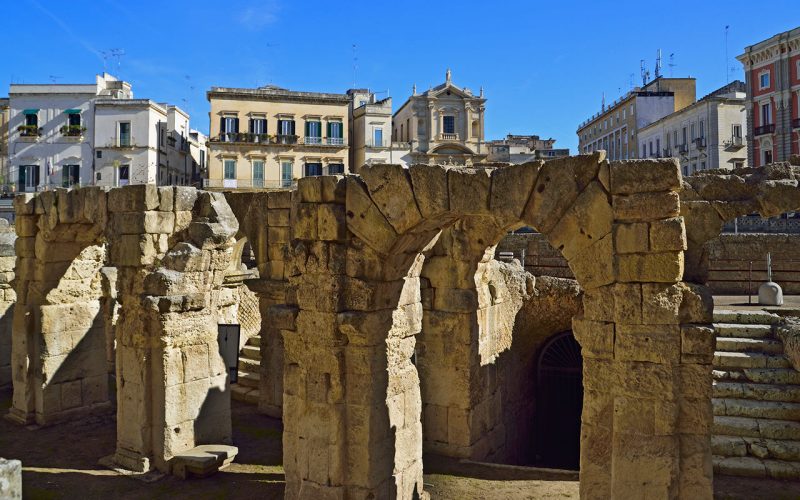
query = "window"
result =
(278, 119, 295, 136)
(764, 149, 773, 165)
(699, 120, 704, 138)
(118, 165, 130, 187)
(305, 120, 322, 144)
(642, 143, 647, 158)
(734, 161, 744, 169)
(443, 116, 455, 134)
(199, 150, 206, 169)
(759, 71, 770, 89)
(304, 162, 322, 177)
(62, 165, 80, 188)
(656, 138, 660, 157)
(252, 160, 264, 188)
(68, 112, 81, 127)
(682, 166, 688, 176)
(119, 122, 131, 147)
(250, 118, 266, 135)
(328, 121, 343, 145)
(673, 130, 678, 146)
(19, 165, 39, 191)
(25, 113, 38, 128)
(682, 127, 687, 145)
(733, 124, 742, 138)
(328, 163, 344, 175)
(224, 159, 236, 180)
(690, 123, 696, 140)
(281, 161, 293, 187)
(701, 161, 706, 170)
(221, 116, 239, 141)
(359, 100, 366, 107)
(373, 128, 383, 147)
(761, 103, 772, 125)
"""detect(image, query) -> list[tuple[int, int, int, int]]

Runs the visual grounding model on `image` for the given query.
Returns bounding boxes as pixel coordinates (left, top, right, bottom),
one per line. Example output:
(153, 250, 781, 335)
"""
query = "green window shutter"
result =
(305, 121, 310, 137)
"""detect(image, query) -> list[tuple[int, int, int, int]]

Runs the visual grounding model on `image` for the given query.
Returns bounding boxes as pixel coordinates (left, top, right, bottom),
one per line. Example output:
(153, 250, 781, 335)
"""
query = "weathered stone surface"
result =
(344, 177, 397, 256)
(618, 252, 684, 283)
(0, 458, 21, 500)
(610, 158, 681, 195)
(548, 181, 613, 261)
(361, 164, 423, 233)
(489, 161, 541, 225)
(614, 222, 649, 254)
(409, 163, 449, 219)
(650, 217, 687, 252)
(448, 167, 491, 216)
(613, 191, 680, 223)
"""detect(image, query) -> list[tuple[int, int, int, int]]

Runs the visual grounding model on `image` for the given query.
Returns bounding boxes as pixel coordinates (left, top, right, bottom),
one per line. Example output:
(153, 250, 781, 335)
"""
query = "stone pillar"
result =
(106, 186, 237, 474)
(572, 160, 713, 499)
(8, 189, 109, 426)
(0, 220, 16, 387)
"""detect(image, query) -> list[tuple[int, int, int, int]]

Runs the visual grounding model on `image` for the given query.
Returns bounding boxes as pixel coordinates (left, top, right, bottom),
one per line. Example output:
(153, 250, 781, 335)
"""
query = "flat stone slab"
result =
(0, 458, 22, 500)
(172, 444, 238, 479)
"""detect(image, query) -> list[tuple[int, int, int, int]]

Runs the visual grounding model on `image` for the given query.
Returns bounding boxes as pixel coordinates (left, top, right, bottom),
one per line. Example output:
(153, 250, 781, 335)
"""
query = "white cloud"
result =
(237, 1, 280, 31)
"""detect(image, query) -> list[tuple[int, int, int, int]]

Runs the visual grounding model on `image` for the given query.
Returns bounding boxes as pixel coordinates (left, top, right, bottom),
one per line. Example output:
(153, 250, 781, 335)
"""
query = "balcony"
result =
(216, 132, 271, 144)
(440, 133, 459, 141)
(275, 134, 298, 145)
(304, 136, 322, 145)
(60, 125, 86, 137)
(754, 124, 775, 136)
(694, 137, 706, 149)
(793, 118, 800, 129)
(723, 136, 744, 150)
(203, 178, 297, 190)
(678, 144, 689, 154)
(17, 125, 42, 137)
(662, 148, 672, 157)
(327, 137, 344, 146)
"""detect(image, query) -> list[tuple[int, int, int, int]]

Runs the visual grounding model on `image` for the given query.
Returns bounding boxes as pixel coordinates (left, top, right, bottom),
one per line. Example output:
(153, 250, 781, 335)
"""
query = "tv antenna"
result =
(640, 60, 650, 87)
(655, 49, 663, 79)
(49, 75, 62, 83)
(725, 25, 730, 83)
(668, 53, 676, 77)
(629, 73, 635, 89)
(352, 44, 358, 88)
(102, 48, 126, 76)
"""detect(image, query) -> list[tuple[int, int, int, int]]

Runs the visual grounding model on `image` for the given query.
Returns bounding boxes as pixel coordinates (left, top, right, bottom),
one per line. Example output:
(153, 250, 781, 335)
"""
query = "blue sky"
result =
(3, 0, 799, 153)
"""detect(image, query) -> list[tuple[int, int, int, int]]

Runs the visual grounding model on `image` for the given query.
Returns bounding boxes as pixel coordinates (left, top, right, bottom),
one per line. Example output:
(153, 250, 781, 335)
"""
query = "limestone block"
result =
(572, 318, 614, 358)
(617, 252, 683, 283)
(293, 203, 319, 240)
(317, 204, 348, 242)
(108, 184, 160, 212)
(650, 217, 686, 252)
(82, 187, 108, 225)
(0, 458, 21, 500)
(109, 234, 161, 267)
(678, 282, 713, 324)
(297, 176, 323, 203)
(680, 200, 725, 246)
(613, 191, 680, 223)
(582, 285, 614, 322)
(14, 193, 35, 215)
(681, 325, 715, 364)
(613, 283, 642, 324)
(15, 215, 38, 238)
(111, 211, 175, 235)
(615, 324, 681, 364)
(523, 152, 603, 234)
(408, 164, 449, 219)
(489, 162, 541, 224)
(267, 190, 292, 209)
(448, 168, 491, 216)
(614, 222, 649, 254)
(598, 160, 611, 191)
(267, 208, 290, 227)
(548, 181, 613, 261)
(567, 232, 615, 290)
(610, 158, 681, 195)
(320, 176, 346, 203)
(677, 364, 712, 399)
(431, 288, 479, 313)
(641, 283, 684, 325)
(162, 242, 210, 272)
(613, 397, 655, 435)
(174, 186, 198, 211)
(15, 237, 35, 258)
(345, 177, 397, 256)
(361, 164, 423, 234)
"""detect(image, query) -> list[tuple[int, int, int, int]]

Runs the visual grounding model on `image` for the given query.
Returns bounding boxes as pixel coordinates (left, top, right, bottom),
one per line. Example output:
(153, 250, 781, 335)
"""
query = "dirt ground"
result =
(1, 388, 798, 499)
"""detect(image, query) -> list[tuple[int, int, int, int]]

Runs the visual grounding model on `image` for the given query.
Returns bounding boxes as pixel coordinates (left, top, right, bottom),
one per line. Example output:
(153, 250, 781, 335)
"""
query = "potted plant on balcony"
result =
(59, 125, 86, 137)
(17, 125, 41, 137)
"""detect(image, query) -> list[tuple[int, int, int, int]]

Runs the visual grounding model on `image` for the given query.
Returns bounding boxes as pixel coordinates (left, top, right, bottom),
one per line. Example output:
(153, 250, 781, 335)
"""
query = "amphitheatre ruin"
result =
(2, 152, 800, 499)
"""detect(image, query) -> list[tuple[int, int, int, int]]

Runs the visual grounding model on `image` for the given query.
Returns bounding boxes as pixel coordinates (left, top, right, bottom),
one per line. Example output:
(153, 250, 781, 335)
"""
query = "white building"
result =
(637, 81, 747, 175)
(8, 73, 131, 192)
(347, 89, 410, 172)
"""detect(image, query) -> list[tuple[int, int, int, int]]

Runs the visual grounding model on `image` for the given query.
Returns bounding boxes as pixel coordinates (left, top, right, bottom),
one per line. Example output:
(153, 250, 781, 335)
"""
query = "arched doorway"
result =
(533, 330, 583, 470)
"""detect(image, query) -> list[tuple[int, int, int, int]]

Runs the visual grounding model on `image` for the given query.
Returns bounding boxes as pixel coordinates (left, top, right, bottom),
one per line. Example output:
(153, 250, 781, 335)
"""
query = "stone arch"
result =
(10, 185, 240, 476)
(284, 154, 715, 498)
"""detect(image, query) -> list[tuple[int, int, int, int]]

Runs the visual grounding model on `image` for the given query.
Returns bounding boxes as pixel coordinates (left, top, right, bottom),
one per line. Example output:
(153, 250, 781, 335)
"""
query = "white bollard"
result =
(758, 281, 783, 306)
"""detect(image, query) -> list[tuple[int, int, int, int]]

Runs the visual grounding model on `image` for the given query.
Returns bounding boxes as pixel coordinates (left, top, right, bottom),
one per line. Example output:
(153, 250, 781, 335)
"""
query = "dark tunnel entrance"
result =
(533, 330, 583, 470)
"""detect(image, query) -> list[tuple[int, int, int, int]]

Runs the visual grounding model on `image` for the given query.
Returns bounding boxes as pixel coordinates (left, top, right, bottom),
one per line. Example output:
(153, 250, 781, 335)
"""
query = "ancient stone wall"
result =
(8, 185, 238, 477)
(279, 155, 715, 499)
(0, 221, 16, 387)
(497, 232, 574, 279)
(706, 233, 800, 294)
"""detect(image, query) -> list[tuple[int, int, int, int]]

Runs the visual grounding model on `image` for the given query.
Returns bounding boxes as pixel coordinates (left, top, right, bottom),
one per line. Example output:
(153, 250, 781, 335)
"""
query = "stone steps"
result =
(713, 351, 791, 370)
(713, 310, 782, 325)
(711, 309, 800, 480)
(716, 337, 784, 354)
(713, 398, 800, 421)
(232, 336, 261, 405)
(713, 381, 800, 403)
(713, 323, 774, 339)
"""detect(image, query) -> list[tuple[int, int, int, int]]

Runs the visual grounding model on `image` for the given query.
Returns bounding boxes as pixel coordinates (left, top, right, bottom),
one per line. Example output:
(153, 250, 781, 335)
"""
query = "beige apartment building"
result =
(577, 77, 696, 160)
(206, 86, 349, 189)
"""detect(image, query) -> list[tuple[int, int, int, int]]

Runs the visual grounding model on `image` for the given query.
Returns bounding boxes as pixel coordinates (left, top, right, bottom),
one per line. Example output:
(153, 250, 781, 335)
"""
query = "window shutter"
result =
(219, 117, 225, 134)
(291, 120, 296, 136)
(18, 168, 24, 187)
(35, 165, 41, 187)
(234, 118, 240, 133)
(327, 122, 331, 138)
(305, 121, 309, 137)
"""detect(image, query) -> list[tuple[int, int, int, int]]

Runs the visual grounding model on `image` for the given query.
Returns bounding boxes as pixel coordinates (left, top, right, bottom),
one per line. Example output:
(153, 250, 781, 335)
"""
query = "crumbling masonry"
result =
(11, 154, 800, 498)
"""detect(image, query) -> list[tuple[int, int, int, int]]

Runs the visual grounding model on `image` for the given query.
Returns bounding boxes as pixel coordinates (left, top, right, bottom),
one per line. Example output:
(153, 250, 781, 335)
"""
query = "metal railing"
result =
(327, 137, 344, 145)
(694, 137, 706, 148)
(724, 136, 744, 149)
(304, 136, 322, 145)
(678, 144, 689, 154)
(754, 124, 775, 136)
(440, 133, 458, 141)
(203, 178, 297, 190)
